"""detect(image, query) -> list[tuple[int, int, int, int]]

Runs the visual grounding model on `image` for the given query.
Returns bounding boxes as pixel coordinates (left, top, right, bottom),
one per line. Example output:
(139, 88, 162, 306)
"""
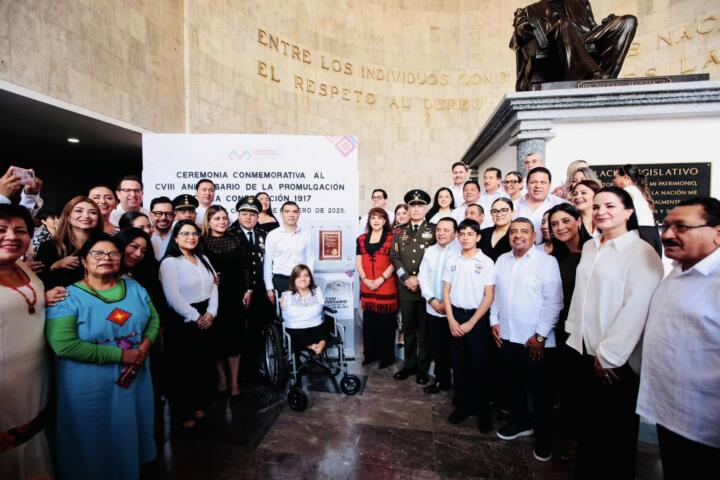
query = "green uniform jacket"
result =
(390, 221, 437, 301)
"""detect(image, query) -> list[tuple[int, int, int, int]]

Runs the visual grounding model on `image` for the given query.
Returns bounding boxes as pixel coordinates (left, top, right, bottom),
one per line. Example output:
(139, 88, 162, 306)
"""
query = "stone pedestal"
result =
(461, 80, 720, 200)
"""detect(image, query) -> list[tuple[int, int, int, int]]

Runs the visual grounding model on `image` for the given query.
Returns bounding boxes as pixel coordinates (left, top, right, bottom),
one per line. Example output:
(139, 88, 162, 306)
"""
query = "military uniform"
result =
(390, 189, 436, 381)
(230, 195, 273, 382)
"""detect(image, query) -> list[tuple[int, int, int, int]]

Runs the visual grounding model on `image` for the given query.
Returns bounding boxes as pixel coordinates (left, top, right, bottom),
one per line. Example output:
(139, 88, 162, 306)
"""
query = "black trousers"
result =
(242, 292, 274, 382)
(657, 424, 720, 480)
(362, 310, 397, 364)
(272, 274, 290, 295)
(400, 299, 430, 374)
(427, 311, 451, 386)
(168, 319, 214, 422)
(450, 307, 491, 420)
(575, 353, 640, 480)
(501, 342, 553, 450)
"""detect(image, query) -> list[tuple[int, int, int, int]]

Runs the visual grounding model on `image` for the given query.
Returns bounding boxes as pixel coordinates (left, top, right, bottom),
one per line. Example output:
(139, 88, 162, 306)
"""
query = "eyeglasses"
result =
(371, 195, 384, 200)
(659, 223, 713, 234)
(502, 180, 519, 186)
(118, 188, 142, 194)
(178, 231, 200, 237)
(151, 211, 174, 217)
(490, 207, 511, 216)
(89, 250, 122, 260)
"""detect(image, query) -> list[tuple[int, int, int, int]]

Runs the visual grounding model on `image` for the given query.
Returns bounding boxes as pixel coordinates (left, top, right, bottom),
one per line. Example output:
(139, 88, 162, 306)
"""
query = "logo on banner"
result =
(229, 150, 253, 161)
(326, 136, 357, 157)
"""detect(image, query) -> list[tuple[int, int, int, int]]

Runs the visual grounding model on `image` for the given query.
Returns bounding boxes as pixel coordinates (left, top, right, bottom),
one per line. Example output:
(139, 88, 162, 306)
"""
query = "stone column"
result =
(510, 120, 555, 176)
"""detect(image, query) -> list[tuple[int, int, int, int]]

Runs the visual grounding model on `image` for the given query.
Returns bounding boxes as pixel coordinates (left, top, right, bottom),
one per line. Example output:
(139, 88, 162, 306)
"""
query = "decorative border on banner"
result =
(326, 136, 357, 157)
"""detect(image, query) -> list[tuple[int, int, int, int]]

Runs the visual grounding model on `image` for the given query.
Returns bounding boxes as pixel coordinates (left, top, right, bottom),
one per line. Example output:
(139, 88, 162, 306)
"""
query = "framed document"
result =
(319, 230, 342, 260)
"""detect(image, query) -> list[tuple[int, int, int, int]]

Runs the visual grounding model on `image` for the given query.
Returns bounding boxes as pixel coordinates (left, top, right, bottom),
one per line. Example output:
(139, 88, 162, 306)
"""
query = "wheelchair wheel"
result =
(287, 387, 308, 412)
(263, 322, 287, 390)
(340, 374, 362, 395)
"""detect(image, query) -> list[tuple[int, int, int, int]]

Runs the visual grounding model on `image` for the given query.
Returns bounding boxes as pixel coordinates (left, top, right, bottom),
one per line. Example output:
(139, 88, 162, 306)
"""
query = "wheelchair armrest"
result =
(323, 306, 337, 314)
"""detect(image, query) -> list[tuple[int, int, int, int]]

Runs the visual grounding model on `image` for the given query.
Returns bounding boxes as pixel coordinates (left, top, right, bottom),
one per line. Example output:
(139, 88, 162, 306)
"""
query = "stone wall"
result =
(1, 0, 718, 208)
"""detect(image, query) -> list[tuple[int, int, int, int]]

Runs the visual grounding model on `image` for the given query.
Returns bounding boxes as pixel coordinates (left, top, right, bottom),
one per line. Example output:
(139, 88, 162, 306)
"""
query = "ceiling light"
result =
(67, 137, 80, 143)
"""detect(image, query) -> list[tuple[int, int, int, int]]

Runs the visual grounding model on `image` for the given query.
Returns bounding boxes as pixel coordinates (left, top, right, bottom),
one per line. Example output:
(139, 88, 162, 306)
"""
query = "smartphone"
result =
(10, 166, 35, 186)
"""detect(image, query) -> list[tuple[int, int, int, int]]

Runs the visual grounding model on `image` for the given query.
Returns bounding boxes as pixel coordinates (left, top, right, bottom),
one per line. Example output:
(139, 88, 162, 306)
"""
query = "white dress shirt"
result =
(418, 242, 459, 317)
(263, 225, 315, 287)
(151, 231, 172, 260)
(636, 247, 720, 448)
(442, 250, 495, 309)
(109, 205, 151, 227)
(159, 255, 219, 322)
(0, 190, 44, 218)
(624, 185, 655, 226)
(490, 247, 563, 347)
(281, 288, 324, 330)
(565, 230, 663, 369)
(448, 184, 465, 208)
(513, 194, 567, 243)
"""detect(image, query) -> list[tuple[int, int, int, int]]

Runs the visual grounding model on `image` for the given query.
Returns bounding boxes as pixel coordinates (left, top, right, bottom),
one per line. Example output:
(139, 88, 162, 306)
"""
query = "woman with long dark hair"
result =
(35, 195, 104, 288)
(565, 187, 663, 478)
(202, 205, 250, 398)
(118, 211, 154, 236)
(160, 220, 218, 429)
(570, 179, 602, 240)
(356, 207, 398, 368)
(426, 188, 455, 224)
(280, 264, 327, 354)
(255, 192, 280, 234)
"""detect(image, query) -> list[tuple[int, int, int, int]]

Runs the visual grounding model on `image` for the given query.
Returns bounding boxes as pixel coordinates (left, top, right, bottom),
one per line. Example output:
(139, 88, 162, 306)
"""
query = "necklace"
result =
(0, 265, 37, 314)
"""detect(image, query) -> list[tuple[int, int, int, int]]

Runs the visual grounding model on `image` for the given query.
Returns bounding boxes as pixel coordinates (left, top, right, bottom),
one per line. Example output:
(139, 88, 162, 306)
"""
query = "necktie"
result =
(413, 224, 419, 233)
(248, 231, 254, 246)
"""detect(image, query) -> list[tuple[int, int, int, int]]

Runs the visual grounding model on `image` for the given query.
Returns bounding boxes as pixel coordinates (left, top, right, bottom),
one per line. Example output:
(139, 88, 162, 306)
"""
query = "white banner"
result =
(142, 134, 359, 271)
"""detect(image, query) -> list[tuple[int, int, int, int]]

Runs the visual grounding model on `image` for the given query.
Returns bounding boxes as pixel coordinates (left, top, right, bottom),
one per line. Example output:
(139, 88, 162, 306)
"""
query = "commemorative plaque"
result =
(319, 230, 342, 260)
(592, 163, 712, 222)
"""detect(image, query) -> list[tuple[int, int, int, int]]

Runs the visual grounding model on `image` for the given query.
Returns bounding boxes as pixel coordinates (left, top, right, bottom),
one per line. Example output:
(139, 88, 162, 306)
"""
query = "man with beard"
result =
(150, 196, 175, 260)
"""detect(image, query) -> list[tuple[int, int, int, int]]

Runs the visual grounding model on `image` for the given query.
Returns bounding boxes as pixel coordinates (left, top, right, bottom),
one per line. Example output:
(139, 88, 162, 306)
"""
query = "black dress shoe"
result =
(393, 368, 416, 380)
(448, 409, 471, 424)
(415, 374, 430, 385)
(423, 382, 451, 394)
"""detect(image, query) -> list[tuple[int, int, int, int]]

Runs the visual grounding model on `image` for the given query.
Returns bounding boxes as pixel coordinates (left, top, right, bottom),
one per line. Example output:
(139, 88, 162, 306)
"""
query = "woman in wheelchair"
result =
(279, 264, 327, 355)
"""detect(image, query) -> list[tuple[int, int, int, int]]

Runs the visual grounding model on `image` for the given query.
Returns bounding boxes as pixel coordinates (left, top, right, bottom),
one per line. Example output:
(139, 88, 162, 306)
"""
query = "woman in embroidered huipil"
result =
(356, 207, 398, 369)
(46, 233, 159, 480)
(0, 205, 53, 479)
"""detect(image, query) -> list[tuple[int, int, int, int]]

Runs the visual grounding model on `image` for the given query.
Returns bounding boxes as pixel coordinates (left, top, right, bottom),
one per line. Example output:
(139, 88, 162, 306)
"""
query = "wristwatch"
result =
(535, 334, 546, 343)
(428, 297, 437, 305)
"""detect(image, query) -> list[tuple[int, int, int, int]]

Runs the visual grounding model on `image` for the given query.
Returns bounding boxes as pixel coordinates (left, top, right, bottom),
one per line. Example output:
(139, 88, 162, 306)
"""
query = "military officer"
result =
(231, 195, 273, 382)
(172, 194, 199, 224)
(391, 189, 436, 384)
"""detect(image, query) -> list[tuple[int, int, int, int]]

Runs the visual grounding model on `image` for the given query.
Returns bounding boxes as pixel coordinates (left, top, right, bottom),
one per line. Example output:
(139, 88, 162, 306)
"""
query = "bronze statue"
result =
(510, 0, 637, 91)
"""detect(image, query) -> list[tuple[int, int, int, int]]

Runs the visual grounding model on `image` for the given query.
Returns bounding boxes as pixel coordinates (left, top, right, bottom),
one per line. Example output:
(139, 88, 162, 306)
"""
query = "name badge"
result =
(421, 232, 433, 239)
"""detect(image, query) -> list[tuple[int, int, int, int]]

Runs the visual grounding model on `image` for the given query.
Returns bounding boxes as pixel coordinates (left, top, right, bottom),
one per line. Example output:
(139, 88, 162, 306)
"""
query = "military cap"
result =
(236, 195, 260, 214)
(404, 189, 431, 206)
(172, 194, 199, 211)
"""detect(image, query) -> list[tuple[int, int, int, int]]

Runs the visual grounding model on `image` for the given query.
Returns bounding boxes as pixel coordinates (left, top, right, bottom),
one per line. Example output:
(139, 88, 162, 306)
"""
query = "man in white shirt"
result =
(442, 219, 495, 433)
(452, 180, 482, 222)
(524, 152, 563, 193)
(636, 197, 720, 478)
(195, 179, 216, 226)
(448, 162, 471, 206)
(109, 175, 150, 226)
(491, 217, 563, 462)
(358, 188, 394, 234)
(264, 201, 314, 303)
(0, 167, 44, 217)
(479, 167, 504, 229)
(418, 217, 458, 393)
(149, 196, 175, 260)
(514, 167, 567, 243)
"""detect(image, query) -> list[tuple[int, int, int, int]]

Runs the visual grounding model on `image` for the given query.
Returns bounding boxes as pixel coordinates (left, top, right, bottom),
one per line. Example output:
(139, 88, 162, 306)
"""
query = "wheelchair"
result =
(261, 294, 362, 411)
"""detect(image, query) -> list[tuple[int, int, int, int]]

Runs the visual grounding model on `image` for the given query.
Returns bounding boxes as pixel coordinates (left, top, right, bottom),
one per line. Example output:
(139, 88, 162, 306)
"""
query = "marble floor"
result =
(146, 345, 664, 479)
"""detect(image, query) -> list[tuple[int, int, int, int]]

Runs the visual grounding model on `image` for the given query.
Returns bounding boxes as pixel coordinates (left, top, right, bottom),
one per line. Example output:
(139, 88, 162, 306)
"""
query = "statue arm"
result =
(510, 7, 535, 49)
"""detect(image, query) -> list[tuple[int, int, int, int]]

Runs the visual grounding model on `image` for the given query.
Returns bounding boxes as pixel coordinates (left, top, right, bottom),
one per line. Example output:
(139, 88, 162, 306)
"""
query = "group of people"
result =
(0, 154, 718, 479)
(0, 170, 326, 479)
(354, 156, 719, 479)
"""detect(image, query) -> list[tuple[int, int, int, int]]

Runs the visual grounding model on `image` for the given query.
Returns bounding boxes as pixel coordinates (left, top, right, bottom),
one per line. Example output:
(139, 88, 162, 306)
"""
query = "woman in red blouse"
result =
(356, 207, 398, 369)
